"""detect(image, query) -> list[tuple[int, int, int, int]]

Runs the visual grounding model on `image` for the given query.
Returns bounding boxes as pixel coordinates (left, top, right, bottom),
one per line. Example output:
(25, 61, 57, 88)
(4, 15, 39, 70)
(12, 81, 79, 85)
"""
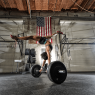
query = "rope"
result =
(71, 0, 95, 14)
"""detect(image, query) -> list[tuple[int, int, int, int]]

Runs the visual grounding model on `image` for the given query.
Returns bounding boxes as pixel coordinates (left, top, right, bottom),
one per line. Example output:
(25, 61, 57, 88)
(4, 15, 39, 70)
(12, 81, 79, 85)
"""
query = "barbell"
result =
(30, 61, 67, 84)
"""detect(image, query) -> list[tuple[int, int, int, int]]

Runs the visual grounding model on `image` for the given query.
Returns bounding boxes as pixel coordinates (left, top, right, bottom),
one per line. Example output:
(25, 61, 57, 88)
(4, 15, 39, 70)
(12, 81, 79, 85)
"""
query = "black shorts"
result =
(39, 37, 47, 44)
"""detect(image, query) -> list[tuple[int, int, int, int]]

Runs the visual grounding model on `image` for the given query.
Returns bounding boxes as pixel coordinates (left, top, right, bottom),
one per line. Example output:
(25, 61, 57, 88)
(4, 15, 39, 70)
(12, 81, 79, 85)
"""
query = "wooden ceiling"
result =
(0, 0, 95, 14)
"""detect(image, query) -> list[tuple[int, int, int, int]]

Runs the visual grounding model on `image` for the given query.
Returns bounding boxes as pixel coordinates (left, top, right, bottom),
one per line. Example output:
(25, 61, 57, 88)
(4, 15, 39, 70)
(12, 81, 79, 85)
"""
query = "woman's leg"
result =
(28, 39, 37, 44)
(18, 36, 41, 41)
(44, 33, 57, 39)
(44, 31, 63, 39)
(10, 35, 42, 41)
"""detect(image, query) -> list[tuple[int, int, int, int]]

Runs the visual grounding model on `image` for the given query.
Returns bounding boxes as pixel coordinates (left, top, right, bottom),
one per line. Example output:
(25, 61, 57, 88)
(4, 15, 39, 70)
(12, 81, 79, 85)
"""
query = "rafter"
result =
(35, 0, 42, 10)
(65, 0, 68, 10)
(55, 0, 62, 11)
(22, 0, 27, 11)
(42, 0, 48, 10)
(87, 0, 95, 10)
(0, 0, 94, 12)
(1, 0, 6, 8)
(3, 0, 10, 8)
(69, 0, 77, 10)
(14, 0, 24, 11)
(30, 0, 36, 10)
(60, 0, 66, 10)
(80, 0, 89, 11)
(71, 0, 84, 10)
(7, 0, 16, 8)
(48, 0, 56, 11)
(92, 2, 95, 11)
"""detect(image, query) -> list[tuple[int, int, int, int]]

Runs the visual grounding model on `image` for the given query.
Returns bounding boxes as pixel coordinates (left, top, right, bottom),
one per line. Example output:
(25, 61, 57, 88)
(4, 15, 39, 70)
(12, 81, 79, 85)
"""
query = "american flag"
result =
(36, 17, 52, 44)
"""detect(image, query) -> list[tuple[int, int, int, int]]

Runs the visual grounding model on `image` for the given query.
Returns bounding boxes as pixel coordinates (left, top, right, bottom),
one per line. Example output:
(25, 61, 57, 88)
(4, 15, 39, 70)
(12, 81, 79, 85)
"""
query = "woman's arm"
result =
(42, 60, 46, 67)
(46, 50, 51, 65)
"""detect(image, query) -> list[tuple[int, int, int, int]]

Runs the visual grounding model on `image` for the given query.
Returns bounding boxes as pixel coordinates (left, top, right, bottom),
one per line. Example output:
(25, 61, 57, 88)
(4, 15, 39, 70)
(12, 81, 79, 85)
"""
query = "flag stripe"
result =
(46, 17, 47, 36)
(50, 17, 52, 43)
(47, 17, 48, 36)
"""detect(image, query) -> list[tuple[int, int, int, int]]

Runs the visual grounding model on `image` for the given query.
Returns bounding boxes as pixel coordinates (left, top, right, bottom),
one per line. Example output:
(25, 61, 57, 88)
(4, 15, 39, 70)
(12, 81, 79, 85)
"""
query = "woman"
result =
(10, 31, 63, 72)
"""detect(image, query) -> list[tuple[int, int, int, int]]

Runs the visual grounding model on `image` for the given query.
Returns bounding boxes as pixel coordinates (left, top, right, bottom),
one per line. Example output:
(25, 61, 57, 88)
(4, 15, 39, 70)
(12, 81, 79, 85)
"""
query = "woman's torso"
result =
(45, 40, 52, 52)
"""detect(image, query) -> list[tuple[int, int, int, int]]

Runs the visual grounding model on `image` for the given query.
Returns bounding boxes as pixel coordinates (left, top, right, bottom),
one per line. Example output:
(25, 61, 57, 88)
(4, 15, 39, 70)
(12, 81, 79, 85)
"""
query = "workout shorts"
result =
(39, 37, 47, 44)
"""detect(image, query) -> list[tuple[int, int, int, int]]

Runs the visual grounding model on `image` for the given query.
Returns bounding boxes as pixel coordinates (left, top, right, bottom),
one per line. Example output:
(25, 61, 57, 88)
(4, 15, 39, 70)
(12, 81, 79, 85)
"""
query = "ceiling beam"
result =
(26, 0, 31, 14)
(7, 0, 17, 8)
(3, 0, 10, 8)
(22, 0, 28, 11)
(55, 0, 62, 11)
(1, 0, 6, 8)
(41, 0, 48, 11)
(70, 0, 77, 10)
(54, 0, 57, 11)
(87, 0, 95, 10)
(14, 0, 24, 11)
(80, 0, 89, 11)
(71, 0, 84, 10)
(48, 0, 56, 11)
(91, 2, 95, 11)
(92, 6, 95, 11)
(65, 0, 68, 10)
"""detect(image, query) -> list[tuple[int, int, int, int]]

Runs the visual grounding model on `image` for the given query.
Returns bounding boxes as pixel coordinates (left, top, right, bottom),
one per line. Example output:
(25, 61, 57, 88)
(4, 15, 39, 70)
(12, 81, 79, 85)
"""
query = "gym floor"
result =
(0, 73, 95, 95)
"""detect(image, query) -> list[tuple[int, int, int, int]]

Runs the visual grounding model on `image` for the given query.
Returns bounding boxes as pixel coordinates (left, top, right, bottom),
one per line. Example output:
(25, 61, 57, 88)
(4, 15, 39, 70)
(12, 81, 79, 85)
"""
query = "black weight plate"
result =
(47, 61, 67, 84)
(25, 49, 30, 55)
(30, 64, 41, 78)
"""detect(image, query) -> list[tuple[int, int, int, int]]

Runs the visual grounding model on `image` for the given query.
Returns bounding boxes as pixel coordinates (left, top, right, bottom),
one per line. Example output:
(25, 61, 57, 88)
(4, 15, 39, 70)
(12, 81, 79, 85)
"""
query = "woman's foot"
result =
(57, 31, 63, 34)
(10, 35, 18, 41)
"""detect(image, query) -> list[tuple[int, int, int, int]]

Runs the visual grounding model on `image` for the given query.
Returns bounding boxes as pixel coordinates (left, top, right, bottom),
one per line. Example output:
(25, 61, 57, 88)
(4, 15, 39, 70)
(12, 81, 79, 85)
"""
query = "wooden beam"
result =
(65, 0, 68, 10)
(1, 0, 6, 8)
(55, 0, 62, 11)
(87, 0, 95, 10)
(14, 0, 24, 11)
(27, 0, 31, 14)
(42, 0, 48, 10)
(30, 0, 36, 10)
(92, 2, 95, 11)
(3, 0, 10, 8)
(35, 0, 41, 10)
(22, 0, 28, 11)
(80, 0, 89, 11)
(7, 0, 16, 8)
(71, 0, 83, 10)
(48, 0, 56, 11)
(69, 0, 77, 10)
(60, 0, 67, 10)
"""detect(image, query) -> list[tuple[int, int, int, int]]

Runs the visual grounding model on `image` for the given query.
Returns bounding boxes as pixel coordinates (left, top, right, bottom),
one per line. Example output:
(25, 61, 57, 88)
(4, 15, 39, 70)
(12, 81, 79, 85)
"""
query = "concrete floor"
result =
(0, 73, 95, 95)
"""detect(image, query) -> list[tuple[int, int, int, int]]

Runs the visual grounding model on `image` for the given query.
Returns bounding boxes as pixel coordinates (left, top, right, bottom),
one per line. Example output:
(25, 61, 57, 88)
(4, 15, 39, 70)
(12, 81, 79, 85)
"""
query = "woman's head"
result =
(41, 52, 48, 60)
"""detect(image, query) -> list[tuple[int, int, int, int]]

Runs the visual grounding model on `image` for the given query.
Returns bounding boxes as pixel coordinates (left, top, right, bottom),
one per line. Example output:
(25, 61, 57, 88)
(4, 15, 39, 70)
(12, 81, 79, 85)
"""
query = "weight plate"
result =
(30, 64, 41, 78)
(47, 61, 67, 84)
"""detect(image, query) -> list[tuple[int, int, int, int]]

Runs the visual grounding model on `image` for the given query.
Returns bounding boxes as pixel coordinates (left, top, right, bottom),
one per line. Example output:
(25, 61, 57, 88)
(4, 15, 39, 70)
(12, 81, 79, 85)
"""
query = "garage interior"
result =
(0, 0, 95, 95)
